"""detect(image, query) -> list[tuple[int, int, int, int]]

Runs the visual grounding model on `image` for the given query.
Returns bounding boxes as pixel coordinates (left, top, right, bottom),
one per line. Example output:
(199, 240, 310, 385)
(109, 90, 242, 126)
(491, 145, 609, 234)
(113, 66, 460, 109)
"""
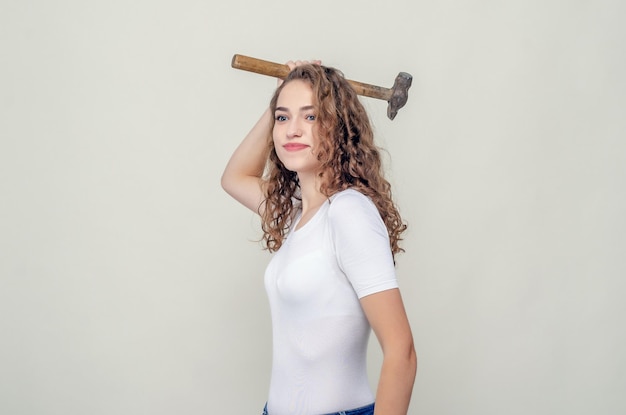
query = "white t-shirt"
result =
(264, 189, 398, 415)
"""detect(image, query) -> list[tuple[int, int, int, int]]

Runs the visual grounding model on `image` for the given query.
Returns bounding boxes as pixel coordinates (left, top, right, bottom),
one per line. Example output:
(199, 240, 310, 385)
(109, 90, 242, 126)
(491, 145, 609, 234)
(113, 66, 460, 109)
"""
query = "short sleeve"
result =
(328, 190, 398, 298)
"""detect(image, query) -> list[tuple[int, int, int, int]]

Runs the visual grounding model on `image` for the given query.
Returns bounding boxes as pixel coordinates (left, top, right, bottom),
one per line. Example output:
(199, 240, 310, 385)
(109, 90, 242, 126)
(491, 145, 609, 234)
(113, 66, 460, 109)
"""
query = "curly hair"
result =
(261, 64, 407, 259)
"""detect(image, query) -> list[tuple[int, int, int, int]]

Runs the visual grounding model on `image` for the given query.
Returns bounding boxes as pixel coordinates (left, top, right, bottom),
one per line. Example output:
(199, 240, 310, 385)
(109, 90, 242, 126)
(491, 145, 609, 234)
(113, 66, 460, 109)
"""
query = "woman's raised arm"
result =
(220, 108, 273, 214)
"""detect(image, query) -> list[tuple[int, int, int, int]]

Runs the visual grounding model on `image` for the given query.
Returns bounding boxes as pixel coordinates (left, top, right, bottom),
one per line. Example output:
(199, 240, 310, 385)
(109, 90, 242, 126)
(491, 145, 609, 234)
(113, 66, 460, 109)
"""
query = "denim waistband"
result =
(262, 402, 375, 415)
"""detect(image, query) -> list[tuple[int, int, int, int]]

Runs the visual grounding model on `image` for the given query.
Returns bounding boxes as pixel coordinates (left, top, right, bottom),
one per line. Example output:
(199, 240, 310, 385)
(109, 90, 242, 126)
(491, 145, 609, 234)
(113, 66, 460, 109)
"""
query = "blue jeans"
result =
(262, 402, 375, 415)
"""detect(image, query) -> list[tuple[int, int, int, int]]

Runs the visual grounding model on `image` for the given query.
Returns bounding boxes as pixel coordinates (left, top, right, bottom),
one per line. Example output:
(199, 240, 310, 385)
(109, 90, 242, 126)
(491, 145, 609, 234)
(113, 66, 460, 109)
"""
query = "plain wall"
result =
(1, 1, 624, 414)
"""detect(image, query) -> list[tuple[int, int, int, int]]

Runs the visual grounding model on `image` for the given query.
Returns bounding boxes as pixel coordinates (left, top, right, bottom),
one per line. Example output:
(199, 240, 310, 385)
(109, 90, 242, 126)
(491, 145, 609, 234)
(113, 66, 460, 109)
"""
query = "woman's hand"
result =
(278, 59, 322, 87)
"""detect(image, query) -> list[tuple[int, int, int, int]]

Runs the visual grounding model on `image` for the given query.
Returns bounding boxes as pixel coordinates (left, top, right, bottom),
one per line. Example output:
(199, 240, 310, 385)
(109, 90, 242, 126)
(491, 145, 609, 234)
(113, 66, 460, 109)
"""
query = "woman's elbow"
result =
(220, 171, 236, 195)
(408, 343, 418, 374)
(220, 173, 229, 191)
(399, 337, 417, 370)
(385, 337, 417, 372)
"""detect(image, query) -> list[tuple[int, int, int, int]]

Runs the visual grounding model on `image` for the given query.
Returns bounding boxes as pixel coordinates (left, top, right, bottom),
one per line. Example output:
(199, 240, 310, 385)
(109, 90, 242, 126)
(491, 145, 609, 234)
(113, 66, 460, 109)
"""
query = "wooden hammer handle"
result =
(231, 54, 392, 101)
(231, 54, 290, 79)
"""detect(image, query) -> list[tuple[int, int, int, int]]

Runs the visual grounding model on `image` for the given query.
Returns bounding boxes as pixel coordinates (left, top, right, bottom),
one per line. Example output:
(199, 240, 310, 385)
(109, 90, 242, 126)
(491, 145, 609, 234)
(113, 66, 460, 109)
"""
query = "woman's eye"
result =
(306, 114, 316, 121)
(275, 115, 287, 122)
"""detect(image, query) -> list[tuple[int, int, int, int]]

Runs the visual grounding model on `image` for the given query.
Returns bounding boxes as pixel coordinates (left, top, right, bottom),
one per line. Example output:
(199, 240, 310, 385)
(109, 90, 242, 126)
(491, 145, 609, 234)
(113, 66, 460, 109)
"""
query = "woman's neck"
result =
(297, 172, 327, 216)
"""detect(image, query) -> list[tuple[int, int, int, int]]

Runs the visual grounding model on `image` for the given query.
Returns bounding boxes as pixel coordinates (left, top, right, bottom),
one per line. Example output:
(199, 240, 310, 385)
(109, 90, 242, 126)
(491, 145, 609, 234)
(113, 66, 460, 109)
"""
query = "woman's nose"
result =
(287, 121, 303, 139)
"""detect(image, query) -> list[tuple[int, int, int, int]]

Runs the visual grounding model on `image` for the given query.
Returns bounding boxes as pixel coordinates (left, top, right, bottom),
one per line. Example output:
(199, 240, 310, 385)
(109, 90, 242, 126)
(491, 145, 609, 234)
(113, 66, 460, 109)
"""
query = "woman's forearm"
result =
(374, 347, 417, 415)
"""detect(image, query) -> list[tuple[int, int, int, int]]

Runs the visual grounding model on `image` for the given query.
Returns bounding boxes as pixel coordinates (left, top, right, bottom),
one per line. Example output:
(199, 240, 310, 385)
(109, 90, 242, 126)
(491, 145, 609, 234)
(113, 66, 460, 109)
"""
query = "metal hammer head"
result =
(387, 72, 413, 120)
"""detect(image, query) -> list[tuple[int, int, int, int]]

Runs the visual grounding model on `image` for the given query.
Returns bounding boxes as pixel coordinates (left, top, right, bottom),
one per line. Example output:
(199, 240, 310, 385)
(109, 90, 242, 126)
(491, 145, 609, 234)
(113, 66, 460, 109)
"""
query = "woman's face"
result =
(272, 80, 321, 176)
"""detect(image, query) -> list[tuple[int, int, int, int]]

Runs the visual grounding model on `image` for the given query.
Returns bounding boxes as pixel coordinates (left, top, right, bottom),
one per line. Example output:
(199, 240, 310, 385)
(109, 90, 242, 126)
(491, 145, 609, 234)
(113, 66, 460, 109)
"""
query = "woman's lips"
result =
(283, 143, 309, 151)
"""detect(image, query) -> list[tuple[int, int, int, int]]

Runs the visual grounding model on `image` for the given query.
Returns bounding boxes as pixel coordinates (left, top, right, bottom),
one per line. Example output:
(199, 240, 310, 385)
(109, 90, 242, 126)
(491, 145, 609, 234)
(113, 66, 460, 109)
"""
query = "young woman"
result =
(221, 60, 416, 415)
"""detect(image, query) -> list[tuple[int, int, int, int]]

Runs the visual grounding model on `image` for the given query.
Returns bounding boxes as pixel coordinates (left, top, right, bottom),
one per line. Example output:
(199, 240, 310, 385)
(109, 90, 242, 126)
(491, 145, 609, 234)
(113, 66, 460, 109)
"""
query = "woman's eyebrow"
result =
(275, 105, 315, 113)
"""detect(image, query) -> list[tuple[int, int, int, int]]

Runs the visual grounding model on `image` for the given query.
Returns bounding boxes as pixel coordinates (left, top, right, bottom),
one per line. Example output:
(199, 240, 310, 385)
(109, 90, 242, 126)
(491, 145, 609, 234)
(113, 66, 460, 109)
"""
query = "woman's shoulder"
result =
(328, 188, 378, 217)
(330, 188, 369, 203)
(327, 188, 387, 241)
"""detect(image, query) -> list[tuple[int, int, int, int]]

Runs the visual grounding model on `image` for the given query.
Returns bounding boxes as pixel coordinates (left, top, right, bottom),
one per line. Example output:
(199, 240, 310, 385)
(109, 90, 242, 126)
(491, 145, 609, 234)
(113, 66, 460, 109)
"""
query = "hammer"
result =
(231, 54, 412, 120)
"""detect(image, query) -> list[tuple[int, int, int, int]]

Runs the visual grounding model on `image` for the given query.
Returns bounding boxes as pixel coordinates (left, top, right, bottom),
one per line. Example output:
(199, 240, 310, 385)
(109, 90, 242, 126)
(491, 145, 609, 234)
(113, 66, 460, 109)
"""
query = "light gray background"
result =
(1, 1, 624, 414)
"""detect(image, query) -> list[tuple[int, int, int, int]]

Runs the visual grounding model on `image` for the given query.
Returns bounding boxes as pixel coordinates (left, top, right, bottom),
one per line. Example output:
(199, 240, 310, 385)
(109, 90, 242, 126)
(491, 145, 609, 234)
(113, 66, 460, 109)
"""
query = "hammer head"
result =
(387, 72, 413, 120)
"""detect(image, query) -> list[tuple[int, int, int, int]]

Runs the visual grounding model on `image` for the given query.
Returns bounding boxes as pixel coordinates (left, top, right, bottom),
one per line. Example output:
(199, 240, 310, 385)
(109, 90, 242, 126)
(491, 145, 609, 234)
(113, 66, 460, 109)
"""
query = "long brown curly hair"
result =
(261, 64, 407, 259)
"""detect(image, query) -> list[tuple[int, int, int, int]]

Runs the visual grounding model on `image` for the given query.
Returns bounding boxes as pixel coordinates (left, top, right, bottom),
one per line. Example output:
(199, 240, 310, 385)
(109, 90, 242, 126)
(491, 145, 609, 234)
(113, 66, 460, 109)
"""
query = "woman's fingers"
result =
(278, 59, 322, 86)
(292, 59, 321, 67)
